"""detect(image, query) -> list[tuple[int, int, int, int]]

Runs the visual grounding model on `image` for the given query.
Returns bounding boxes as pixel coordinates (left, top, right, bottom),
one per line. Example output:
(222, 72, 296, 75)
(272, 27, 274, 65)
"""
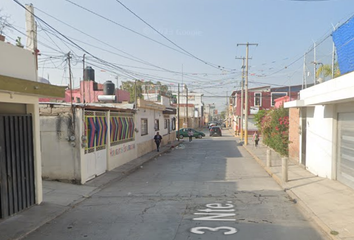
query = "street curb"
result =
(15, 141, 183, 240)
(242, 145, 341, 240)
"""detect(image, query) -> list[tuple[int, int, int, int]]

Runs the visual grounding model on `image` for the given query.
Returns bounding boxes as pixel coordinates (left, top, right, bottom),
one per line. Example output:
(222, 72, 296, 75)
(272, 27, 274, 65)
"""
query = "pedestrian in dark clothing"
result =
(253, 132, 259, 147)
(153, 132, 162, 152)
(188, 129, 193, 142)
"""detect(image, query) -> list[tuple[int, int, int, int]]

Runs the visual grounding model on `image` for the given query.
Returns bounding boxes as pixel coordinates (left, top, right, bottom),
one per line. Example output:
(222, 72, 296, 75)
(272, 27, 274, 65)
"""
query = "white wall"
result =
(40, 114, 81, 182)
(0, 41, 37, 81)
(305, 105, 335, 179)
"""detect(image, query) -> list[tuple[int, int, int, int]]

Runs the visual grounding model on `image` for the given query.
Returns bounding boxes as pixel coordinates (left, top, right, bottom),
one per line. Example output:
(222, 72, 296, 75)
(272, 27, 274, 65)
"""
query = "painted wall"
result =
(39, 81, 130, 103)
(108, 142, 137, 170)
(107, 112, 137, 171)
(305, 105, 334, 178)
(289, 108, 300, 162)
(0, 102, 27, 114)
(135, 107, 175, 157)
(0, 41, 37, 81)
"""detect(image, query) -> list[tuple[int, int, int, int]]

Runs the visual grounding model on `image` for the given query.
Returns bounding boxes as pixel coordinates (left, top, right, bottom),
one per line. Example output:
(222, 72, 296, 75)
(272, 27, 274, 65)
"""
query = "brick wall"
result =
(289, 108, 300, 162)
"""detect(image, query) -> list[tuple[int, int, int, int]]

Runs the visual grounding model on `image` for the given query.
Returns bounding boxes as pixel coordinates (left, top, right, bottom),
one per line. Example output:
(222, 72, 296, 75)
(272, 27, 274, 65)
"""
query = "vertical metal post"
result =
(244, 45, 249, 145)
(186, 85, 188, 128)
(314, 42, 317, 85)
(303, 53, 306, 89)
(240, 62, 244, 139)
(332, 42, 335, 80)
(266, 149, 271, 167)
(282, 157, 288, 182)
(177, 83, 180, 141)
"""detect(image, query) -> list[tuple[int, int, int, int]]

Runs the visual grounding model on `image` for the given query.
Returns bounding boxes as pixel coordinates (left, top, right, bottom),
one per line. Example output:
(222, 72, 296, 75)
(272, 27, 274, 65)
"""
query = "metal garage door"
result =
(337, 113, 354, 189)
(0, 114, 35, 218)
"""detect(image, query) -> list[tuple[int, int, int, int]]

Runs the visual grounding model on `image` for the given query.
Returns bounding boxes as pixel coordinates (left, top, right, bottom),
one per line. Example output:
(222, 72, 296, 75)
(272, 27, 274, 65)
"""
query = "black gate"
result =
(0, 114, 35, 219)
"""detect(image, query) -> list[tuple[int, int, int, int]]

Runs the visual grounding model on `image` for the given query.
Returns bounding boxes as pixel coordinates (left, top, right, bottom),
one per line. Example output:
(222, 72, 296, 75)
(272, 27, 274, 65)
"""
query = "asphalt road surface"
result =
(23, 129, 329, 240)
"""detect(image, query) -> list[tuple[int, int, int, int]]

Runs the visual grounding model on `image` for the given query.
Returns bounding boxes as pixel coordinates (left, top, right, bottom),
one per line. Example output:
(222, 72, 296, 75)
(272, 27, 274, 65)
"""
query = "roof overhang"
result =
(0, 74, 66, 98)
(284, 100, 305, 108)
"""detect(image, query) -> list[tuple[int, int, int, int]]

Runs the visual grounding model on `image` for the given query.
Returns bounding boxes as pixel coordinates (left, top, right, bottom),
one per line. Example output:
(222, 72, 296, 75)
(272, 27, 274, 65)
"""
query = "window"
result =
(254, 93, 261, 106)
(164, 119, 168, 129)
(141, 118, 148, 135)
(271, 92, 287, 106)
(155, 119, 160, 131)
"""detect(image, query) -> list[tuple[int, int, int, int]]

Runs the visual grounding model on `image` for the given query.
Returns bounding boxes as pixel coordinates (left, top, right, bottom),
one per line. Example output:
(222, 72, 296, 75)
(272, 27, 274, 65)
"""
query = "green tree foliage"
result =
(121, 80, 144, 103)
(220, 111, 226, 119)
(255, 107, 289, 156)
(254, 109, 268, 130)
(316, 62, 340, 80)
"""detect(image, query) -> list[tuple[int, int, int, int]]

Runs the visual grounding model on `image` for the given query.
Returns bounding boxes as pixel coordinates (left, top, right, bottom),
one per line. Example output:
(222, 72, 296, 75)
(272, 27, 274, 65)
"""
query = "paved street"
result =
(22, 129, 328, 240)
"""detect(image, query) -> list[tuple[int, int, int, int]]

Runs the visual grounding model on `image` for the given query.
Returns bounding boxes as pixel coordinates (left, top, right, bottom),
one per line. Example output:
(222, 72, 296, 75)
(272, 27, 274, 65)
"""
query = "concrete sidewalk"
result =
(0, 140, 183, 240)
(242, 140, 354, 240)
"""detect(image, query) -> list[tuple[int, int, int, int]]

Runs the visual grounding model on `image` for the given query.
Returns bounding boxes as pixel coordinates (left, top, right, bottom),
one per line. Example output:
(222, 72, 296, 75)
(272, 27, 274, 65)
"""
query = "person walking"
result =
(253, 131, 259, 147)
(188, 129, 193, 142)
(153, 132, 162, 152)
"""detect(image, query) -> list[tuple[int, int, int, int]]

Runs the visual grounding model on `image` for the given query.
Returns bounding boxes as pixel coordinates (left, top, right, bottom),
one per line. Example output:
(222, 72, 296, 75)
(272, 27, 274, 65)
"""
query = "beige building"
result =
(0, 39, 65, 218)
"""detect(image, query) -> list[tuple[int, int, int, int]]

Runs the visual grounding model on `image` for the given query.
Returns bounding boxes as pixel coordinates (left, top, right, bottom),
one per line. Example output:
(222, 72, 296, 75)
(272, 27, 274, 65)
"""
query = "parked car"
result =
(176, 128, 205, 139)
(210, 126, 222, 137)
(208, 123, 216, 129)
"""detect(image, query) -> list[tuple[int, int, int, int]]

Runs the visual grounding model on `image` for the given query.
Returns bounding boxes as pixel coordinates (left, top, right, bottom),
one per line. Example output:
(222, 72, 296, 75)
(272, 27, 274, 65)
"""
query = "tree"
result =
(316, 62, 340, 80)
(220, 111, 226, 120)
(121, 80, 144, 103)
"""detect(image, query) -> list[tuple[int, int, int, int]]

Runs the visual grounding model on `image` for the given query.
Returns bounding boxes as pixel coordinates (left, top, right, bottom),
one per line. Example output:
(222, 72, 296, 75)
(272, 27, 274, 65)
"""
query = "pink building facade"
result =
(40, 81, 130, 103)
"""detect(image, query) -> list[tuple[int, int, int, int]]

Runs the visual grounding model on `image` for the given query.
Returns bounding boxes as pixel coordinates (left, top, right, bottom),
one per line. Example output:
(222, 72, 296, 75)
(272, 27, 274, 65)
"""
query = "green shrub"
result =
(255, 107, 289, 156)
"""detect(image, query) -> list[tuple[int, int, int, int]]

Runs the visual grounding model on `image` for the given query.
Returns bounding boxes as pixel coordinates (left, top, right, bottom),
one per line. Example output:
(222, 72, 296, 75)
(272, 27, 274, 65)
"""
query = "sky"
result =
(1, 0, 354, 111)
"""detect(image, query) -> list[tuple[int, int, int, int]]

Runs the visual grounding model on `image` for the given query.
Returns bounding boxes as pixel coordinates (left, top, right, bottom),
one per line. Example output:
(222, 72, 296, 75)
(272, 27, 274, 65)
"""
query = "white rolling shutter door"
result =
(337, 113, 354, 189)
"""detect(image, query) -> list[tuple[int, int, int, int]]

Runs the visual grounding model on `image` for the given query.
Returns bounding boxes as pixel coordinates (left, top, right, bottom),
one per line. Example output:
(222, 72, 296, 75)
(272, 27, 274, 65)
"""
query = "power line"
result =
(114, 0, 231, 71)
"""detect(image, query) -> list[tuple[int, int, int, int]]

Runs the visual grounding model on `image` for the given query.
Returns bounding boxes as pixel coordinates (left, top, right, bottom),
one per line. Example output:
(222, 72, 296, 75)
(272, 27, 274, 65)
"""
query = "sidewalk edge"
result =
(15, 141, 183, 240)
(243, 145, 341, 240)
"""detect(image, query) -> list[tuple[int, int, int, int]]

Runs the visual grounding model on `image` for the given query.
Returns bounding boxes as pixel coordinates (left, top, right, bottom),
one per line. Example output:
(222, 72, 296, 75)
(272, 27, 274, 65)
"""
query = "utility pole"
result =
(314, 42, 317, 85)
(68, 52, 73, 106)
(115, 75, 119, 103)
(25, 4, 38, 73)
(82, 54, 86, 103)
(302, 53, 306, 89)
(332, 43, 336, 80)
(237, 43, 258, 145)
(134, 80, 137, 108)
(177, 83, 180, 141)
(186, 85, 188, 128)
(236, 56, 251, 140)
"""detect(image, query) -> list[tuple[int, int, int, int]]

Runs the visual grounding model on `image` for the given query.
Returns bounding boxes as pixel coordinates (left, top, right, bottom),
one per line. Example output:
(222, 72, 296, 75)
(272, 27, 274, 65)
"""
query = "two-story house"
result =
(231, 85, 301, 135)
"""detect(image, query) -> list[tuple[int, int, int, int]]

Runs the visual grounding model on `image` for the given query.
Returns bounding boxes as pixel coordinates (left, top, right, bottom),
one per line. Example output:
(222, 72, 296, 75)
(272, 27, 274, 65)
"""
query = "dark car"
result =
(210, 126, 222, 137)
(176, 128, 205, 139)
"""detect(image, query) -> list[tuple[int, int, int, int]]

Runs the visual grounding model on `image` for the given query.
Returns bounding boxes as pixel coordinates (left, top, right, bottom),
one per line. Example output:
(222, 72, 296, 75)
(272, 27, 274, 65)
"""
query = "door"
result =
(0, 114, 35, 219)
(84, 111, 108, 181)
(337, 113, 354, 189)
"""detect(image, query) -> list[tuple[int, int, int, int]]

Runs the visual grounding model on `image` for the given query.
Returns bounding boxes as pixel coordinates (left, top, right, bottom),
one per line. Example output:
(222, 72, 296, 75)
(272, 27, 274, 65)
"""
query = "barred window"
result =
(155, 119, 160, 131)
(141, 118, 148, 135)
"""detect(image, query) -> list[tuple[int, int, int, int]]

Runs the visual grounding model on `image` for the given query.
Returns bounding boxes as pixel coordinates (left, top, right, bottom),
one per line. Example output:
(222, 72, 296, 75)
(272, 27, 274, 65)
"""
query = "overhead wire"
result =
(114, 0, 232, 71)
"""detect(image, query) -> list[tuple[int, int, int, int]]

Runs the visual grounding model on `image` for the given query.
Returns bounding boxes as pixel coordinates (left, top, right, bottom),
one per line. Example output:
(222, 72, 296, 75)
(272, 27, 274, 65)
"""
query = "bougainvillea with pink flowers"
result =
(254, 107, 289, 156)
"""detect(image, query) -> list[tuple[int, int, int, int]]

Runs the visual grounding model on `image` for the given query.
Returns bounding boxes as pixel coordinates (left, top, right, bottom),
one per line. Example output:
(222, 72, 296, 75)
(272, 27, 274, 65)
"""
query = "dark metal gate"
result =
(0, 114, 35, 219)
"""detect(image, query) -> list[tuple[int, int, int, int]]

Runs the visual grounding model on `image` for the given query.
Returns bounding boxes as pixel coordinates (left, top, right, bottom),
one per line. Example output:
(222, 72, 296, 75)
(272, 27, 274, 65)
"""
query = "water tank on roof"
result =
(84, 66, 95, 81)
(103, 80, 115, 95)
